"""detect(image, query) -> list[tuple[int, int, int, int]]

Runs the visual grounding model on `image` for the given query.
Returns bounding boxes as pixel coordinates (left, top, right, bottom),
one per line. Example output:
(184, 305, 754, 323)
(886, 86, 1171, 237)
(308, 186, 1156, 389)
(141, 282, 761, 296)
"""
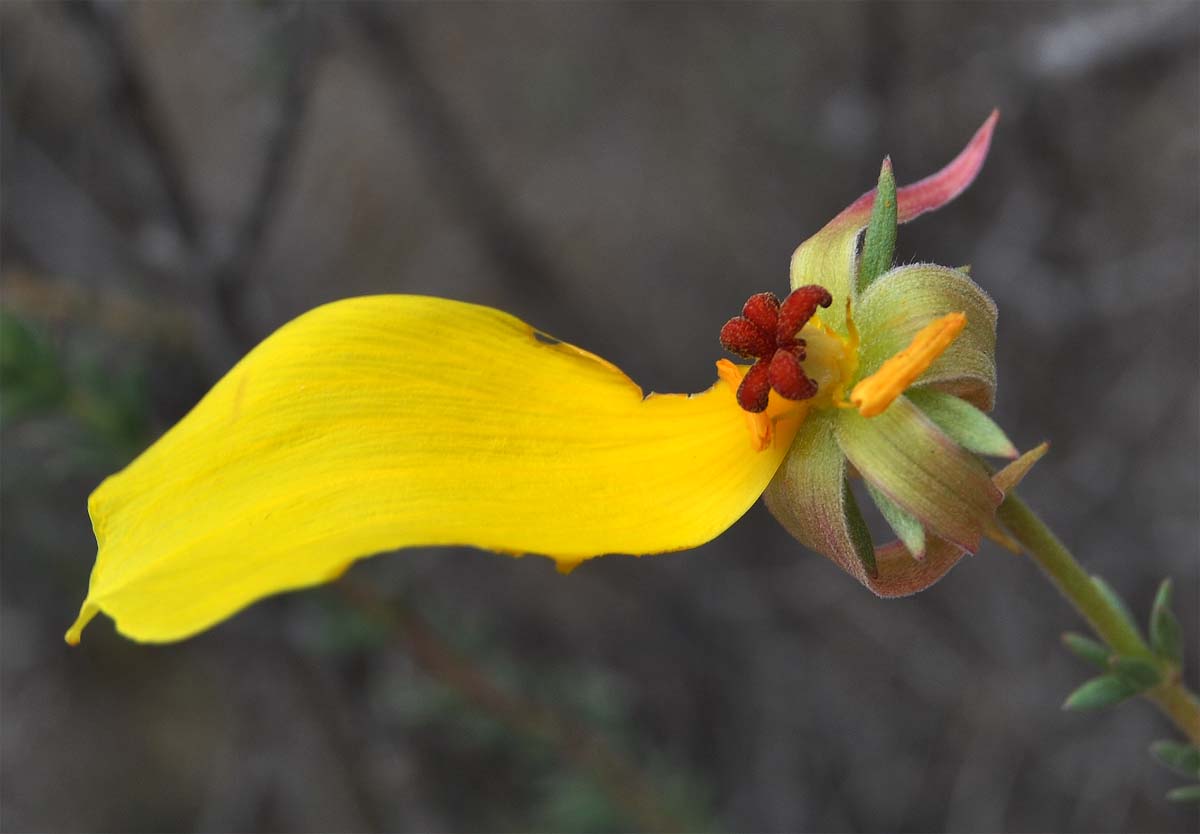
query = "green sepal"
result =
(907, 388, 1017, 459)
(866, 482, 926, 559)
(767, 411, 969, 596)
(1062, 675, 1137, 710)
(1061, 632, 1110, 668)
(854, 264, 998, 411)
(1166, 785, 1200, 803)
(992, 442, 1048, 494)
(836, 396, 1001, 553)
(857, 158, 897, 293)
(1150, 740, 1200, 780)
(765, 411, 879, 585)
(1091, 576, 1142, 640)
(1110, 656, 1163, 691)
(1150, 579, 1184, 665)
(843, 478, 878, 578)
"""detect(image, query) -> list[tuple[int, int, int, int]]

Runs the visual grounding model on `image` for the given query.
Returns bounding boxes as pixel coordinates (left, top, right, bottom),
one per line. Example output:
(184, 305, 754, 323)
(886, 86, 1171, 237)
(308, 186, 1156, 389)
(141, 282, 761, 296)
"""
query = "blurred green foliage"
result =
(1, 309, 151, 463)
(299, 592, 713, 831)
(1, 309, 68, 420)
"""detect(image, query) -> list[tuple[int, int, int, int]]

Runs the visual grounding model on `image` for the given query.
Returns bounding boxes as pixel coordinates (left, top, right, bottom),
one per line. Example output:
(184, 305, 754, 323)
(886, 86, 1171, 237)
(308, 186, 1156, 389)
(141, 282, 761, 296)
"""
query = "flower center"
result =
(718, 286, 833, 412)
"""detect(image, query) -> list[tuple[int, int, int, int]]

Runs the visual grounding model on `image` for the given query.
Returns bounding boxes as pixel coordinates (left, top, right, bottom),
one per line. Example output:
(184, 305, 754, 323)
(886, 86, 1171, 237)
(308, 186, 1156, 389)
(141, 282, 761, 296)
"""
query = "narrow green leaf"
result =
(866, 482, 926, 559)
(1061, 632, 1110, 668)
(1110, 656, 1163, 691)
(1150, 740, 1200, 779)
(1091, 576, 1142, 640)
(907, 388, 1018, 459)
(857, 157, 897, 292)
(1150, 579, 1184, 665)
(1062, 675, 1137, 710)
(843, 478, 878, 578)
(1166, 785, 1200, 803)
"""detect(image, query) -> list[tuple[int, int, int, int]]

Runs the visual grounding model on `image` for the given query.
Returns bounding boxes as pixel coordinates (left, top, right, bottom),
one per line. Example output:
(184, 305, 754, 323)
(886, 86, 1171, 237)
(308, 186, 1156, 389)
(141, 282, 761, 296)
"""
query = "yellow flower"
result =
(68, 111, 1026, 646)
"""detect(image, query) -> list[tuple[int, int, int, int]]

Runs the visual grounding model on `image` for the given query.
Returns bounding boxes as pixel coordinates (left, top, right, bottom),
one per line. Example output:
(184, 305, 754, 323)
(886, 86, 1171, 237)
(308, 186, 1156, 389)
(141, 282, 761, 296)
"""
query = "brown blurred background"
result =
(2, 2, 1198, 831)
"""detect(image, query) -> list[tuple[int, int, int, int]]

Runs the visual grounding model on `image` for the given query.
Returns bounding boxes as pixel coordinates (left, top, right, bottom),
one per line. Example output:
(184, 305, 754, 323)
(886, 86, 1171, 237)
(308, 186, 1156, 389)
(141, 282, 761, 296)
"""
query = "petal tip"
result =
(65, 601, 99, 646)
(555, 558, 583, 576)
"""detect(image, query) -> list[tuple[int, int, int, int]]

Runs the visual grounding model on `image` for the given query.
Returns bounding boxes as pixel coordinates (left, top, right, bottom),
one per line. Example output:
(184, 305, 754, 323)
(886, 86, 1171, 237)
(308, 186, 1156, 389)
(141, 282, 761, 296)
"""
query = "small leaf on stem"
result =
(1166, 785, 1200, 803)
(1150, 578, 1184, 666)
(1063, 675, 1137, 710)
(1150, 740, 1200, 779)
(1111, 656, 1163, 691)
(1061, 632, 1110, 668)
(1091, 576, 1142, 639)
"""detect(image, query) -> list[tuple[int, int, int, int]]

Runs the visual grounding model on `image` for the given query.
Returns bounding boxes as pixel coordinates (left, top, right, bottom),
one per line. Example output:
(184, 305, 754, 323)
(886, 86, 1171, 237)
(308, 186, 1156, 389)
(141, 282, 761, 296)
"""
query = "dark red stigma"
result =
(718, 286, 833, 412)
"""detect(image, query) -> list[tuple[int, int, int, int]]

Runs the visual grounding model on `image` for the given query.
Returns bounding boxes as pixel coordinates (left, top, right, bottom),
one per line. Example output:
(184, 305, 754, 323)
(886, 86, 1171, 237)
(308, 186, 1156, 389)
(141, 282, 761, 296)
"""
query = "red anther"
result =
(777, 285, 833, 343)
(767, 348, 818, 401)
(719, 317, 774, 359)
(737, 360, 772, 413)
(741, 292, 780, 336)
(719, 285, 832, 413)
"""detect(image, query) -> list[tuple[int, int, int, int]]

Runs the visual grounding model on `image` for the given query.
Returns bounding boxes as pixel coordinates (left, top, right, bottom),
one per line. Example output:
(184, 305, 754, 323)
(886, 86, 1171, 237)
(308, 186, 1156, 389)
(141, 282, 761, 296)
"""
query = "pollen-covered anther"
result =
(718, 317, 774, 359)
(718, 285, 832, 412)
(768, 348, 817, 400)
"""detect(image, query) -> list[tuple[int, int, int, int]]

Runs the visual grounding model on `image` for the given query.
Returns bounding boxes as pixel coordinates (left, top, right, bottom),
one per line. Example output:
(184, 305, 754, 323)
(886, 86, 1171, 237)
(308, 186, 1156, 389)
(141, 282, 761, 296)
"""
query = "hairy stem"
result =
(998, 492, 1200, 744)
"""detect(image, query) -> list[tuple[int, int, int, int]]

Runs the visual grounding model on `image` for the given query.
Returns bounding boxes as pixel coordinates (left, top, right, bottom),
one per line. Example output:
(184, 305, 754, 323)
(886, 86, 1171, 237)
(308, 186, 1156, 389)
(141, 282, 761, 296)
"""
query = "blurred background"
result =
(2, 2, 1198, 831)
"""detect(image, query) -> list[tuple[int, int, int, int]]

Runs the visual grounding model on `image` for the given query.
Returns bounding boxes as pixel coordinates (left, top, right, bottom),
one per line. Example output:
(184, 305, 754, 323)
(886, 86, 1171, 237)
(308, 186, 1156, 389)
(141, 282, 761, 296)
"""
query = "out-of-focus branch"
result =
(346, 6, 575, 320)
(72, 2, 321, 353)
(213, 5, 322, 351)
(71, 0, 202, 249)
(339, 579, 688, 833)
(280, 644, 389, 833)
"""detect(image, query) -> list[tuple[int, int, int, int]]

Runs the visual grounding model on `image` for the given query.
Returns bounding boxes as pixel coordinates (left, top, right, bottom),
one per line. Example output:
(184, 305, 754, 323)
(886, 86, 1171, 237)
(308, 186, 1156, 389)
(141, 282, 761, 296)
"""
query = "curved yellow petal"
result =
(68, 296, 803, 644)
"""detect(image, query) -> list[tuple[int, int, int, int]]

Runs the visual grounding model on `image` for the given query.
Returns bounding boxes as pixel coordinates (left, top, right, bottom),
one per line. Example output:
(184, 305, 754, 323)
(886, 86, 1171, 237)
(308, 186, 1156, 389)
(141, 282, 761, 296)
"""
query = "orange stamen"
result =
(850, 312, 967, 417)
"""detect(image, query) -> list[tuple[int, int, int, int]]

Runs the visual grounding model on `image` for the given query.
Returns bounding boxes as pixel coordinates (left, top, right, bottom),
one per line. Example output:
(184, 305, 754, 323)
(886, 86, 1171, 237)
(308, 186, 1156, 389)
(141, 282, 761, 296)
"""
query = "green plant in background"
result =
(300, 588, 710, 830)
(0, 309, 150, 464)
(57, 112, 1198, 802)
(1058, 577, 1200, 801)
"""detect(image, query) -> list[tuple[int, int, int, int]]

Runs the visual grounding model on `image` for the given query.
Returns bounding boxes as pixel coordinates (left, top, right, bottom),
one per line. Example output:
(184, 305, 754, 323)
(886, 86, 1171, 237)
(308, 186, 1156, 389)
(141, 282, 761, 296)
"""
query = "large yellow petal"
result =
(68, 296, 802, 644)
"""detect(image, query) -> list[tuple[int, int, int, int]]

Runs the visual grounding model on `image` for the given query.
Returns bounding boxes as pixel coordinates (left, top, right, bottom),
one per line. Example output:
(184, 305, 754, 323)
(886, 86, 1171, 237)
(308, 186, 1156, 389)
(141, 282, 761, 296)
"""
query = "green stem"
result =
(998, 492, 1200, 745)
